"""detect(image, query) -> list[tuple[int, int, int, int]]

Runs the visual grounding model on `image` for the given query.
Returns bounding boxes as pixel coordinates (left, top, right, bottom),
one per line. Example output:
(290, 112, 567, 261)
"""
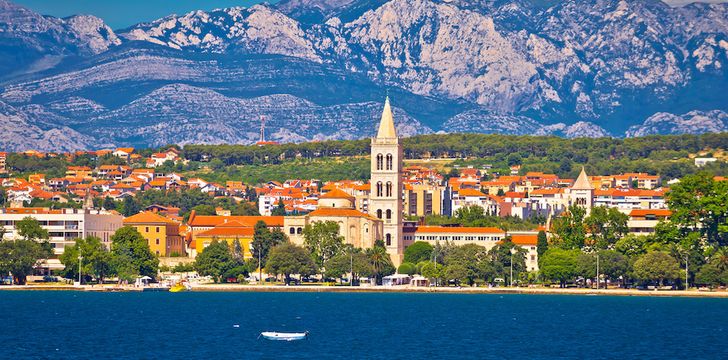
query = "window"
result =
(156, 239, 160, 245)
(386, 209, 392, 220)
(156, 227, 160, 233)
(290, 227, 296, 235)
(386, 182, 392, 197)
(145, 227, 149, 232)
(376, 154, 384, 170)
(376, 209, 383, 219)
(386, 154, 393, 170)
(386, 233, 391, 246)
(376, 182, 383, 197)
(531, 255, 536, 261)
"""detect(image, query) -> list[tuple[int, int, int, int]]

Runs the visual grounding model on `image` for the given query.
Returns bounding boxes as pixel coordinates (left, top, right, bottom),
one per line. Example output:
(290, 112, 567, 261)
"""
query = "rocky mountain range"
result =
(0, 0, 726, 151)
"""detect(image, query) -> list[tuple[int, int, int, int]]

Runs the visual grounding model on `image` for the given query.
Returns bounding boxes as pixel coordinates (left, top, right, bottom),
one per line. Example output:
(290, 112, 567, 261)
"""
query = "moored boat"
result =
(259, 331, 309, 341)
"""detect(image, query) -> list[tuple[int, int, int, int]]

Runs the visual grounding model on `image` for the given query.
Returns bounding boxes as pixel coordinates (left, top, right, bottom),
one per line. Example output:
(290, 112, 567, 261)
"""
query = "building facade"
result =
(369, 97, 404, 263)
(123, 211, 185, 257)
(0, 208, 123, 271)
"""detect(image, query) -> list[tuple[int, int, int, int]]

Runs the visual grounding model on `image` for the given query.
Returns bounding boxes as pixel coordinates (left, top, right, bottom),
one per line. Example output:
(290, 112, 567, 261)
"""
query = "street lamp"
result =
(77, 254, 83, 286)
(249, 243, 262, 285)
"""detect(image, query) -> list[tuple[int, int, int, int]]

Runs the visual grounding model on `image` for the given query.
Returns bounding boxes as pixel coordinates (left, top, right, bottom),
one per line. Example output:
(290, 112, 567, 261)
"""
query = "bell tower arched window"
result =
(376, 181, 383, 197)
(376, 154, 384, 170)
(376, 209, 383, 219)
(386, 209, 392, 220)
(385, 181, 392, 197)
(385, 233, 392, 246)
(386, 154, 393, 170)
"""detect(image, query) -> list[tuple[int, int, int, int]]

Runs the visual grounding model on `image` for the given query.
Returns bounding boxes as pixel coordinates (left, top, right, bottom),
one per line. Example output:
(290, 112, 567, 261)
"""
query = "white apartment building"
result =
(0, 208, 124, 271)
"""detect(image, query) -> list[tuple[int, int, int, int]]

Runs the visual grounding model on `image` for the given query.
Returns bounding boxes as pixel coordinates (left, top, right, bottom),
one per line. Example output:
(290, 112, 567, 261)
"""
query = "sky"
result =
(12, 0, 728, 30)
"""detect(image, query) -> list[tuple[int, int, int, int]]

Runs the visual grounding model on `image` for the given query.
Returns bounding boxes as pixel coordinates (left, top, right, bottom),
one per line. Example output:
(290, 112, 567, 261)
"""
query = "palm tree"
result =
(366, 240, 394, 285)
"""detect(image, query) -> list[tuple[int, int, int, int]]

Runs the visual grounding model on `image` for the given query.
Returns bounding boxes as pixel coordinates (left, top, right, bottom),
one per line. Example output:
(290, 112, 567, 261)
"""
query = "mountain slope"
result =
(0, 0, 727, 151)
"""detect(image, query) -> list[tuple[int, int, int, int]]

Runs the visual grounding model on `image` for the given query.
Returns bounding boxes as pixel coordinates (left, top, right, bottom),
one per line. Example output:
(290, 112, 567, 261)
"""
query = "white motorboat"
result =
(259, 331, 309, 341)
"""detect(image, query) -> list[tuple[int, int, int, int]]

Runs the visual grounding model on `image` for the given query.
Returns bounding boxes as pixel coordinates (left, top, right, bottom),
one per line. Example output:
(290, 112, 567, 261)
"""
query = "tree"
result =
(16, 217, 49, 241)
(454, 205, 486, 224)
(0, 239, 53, 285)
(303, 221, 344, 277)
(596, 250, 630, 286)
(404, 241, 433, 264)
(632, 251, 680, 286)
(271, 198, 287, 216)
(421, 262, 444, 285)
(443, 264, 468, 286)
(488, 239, 527, 285)
(536, 230, 548, 259)
(250, 221, 287, 271)
(121, 196, 140, 217)
(614, 234, 650, 257)
(60, 236, 113, 283)
(366, 240, 395, 285)
(551, 205, 587, 249)
(540, 248, 579, 287)
(194, 240, 235, 283)
(666, 173, 728, 246)
(102, 196, 116, 210)
(695, 262, 724, 288)
(445, 243, 490, 285)
(397, 262, 417, 276)
(110, 226, 158, 281)
(266, 243, 316, 285)
(585, 206, 629, 249)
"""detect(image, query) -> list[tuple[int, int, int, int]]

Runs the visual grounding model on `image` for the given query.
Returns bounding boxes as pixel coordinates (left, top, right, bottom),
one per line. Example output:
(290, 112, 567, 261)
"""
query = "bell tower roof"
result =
(376, 96, 397, 139)
(572, 166, 594, 190)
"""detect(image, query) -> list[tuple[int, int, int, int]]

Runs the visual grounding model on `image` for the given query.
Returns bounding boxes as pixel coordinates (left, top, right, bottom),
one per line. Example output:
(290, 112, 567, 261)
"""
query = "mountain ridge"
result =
(0, 0, 726, 151)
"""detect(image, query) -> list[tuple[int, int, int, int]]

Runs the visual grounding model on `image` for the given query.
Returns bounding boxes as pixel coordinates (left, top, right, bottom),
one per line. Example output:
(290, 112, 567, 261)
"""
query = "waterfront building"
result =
(193, 221, 255, 259)
(627, 209, 672, 235)
(0, 208, 123, 271)
(123, 211, 185, 257)
(284, 188, 383, 249)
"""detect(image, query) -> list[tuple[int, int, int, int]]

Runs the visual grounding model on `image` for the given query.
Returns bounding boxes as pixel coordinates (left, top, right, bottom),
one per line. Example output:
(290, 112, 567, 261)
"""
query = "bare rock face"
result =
(535, 121, 611, 138)
(626, 110, 728, 137)
(0, 0, 727, 151)
(0, 100, 97, 151)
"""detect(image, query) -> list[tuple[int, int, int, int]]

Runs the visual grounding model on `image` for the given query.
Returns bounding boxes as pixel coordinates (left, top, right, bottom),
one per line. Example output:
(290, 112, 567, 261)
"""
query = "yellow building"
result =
(194, 221, 255, 259)
(403, 183, 445, 217)
(123, 212, 184, 257)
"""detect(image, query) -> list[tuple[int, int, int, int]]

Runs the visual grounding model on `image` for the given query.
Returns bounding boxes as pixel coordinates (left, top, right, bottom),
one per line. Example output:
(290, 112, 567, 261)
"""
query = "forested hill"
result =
(5, 133, 727, 184)
(179, 132, 728, 181)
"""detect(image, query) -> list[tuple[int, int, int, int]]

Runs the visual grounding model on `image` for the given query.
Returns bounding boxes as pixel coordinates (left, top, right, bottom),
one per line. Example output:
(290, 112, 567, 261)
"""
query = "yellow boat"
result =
(170, 281, 190, 293)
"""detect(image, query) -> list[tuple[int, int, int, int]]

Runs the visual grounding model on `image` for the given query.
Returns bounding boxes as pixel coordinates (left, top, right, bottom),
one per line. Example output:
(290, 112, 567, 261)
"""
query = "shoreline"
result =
(2, 284, 728, 298)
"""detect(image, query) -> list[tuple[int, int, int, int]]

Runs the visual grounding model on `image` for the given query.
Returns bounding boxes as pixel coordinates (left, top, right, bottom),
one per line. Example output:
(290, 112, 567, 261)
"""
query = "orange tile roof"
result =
(457, 189, 486, 197)
(320, 188, 355, 200)
(189, 215, 284, 228)
(629, 209, 672, 217)
(115, 147, 134, 154)
(308, 208, 376, 219)
(197, 221, 255, 237)
(124, 211, 176, 224)
(510, 234, 538, 246)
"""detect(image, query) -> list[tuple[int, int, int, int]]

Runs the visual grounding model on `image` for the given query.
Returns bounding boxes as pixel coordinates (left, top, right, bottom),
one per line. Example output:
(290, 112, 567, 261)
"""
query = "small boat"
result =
(259, 331, 309, 341)
(170, 281, 191, 293)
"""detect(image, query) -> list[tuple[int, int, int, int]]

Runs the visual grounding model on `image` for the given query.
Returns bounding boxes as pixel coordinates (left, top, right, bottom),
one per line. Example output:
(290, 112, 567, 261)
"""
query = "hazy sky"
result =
(12, 0, 728, 30)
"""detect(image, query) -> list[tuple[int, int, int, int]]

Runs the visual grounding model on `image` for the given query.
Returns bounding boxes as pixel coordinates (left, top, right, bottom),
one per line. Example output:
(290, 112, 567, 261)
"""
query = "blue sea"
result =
(1, 291, 726, 359)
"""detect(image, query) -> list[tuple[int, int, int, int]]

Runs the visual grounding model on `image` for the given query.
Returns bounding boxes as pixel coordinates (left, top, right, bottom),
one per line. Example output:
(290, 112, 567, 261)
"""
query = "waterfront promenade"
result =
(3, 283, 728, 298)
